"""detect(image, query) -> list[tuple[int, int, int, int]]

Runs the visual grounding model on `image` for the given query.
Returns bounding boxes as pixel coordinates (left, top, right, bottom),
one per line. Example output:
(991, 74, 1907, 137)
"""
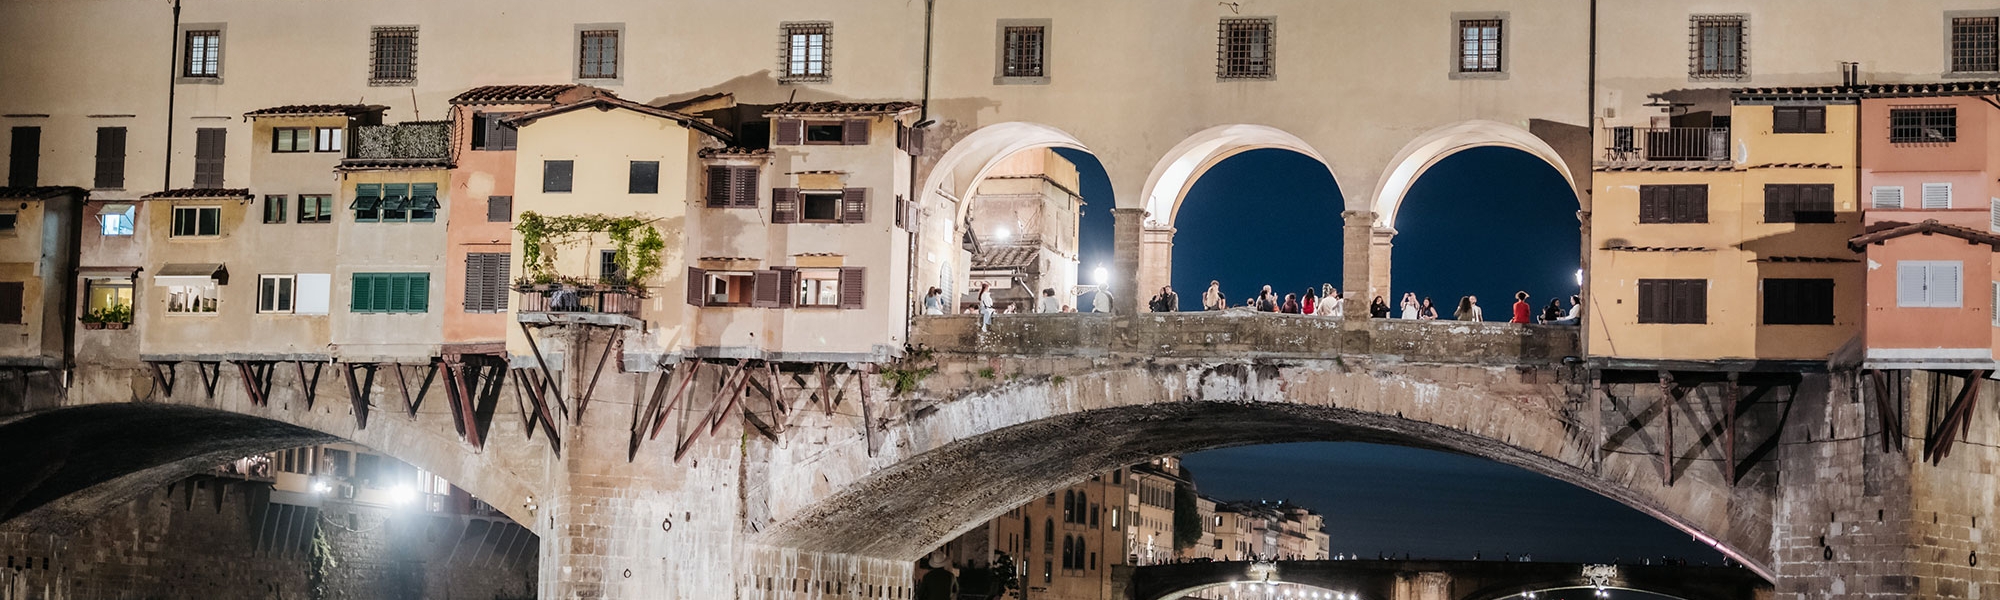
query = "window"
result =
(463, 252, 511, 313)
(0, 281, 22, 325)
(579, 29, 619, 79)
(797, 269, 843, 307)
(1002, 25, 1046, 78)
(1637, 279, 1707, 324)
(1217, 18, 1275, 80)
(704, 271, 756, 306)
(1871, 186, 1905, 209)
(1762, 279, 1834, 325)
(773, 188, 867, 224)
(543, 160, 573, 193)
(705, 166, 759, 208)
(316, 127, 343, 153)
(1772, 106, 1825, 134)
(801, 191, 842, 223)
(1689, 15, 1745, 78)
(486, 196, 512, 222)
(629, 160, 659, 194)
(1457, 19, 1502, 73)
(773, 118, 868, 146)
(295, 273, 331, 315)
(781, 22, 831, 82)
(351, 273, 430, 313)
(352, 183, 438, 223)
(9, 126, 39, 188)
(370, 26, 418, 85)
(1110, 508, 1120, 529)
(1764, 184, 1836, 223)
(600, 249, 623, 283)
(171, 206, 221, 237)
(1044, 520, 1054, 553)
(1890, 107, 1956, 144)
(258, 274, 295, 313)
(1923, 183, 1953, 209)
(165, 282, 218, 314)
(183, 30, 220, 77)
(298, 195, 333, 223)
(84, 277, 134, 318)
(471, 112, 518, 151)
(98, 204, 135, 236)
(273, 127, 311, 153)
(263, 195, 286, 224)
(1898, 261, 1963, 308)
(95, 127, 126, 189)
(1952, 16, 1999, 73)
(1638, 184, 1707, 224)
(194, 127, 226, 188)
(805, 122, 846, 144)
(1991, 197, 2000, 233)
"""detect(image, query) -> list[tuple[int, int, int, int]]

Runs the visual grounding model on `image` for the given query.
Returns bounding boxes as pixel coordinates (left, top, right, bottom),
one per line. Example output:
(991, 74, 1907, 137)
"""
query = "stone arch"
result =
(1369, 120, 1580, 230)
(1138, 124, 1338, 229)
(915, 121, 1096, 307)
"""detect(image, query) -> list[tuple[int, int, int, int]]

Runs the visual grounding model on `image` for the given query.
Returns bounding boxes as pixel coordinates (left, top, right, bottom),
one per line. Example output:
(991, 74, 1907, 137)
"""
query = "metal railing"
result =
(516, 284, 643, 317)
(1605, 126, 1730, 162)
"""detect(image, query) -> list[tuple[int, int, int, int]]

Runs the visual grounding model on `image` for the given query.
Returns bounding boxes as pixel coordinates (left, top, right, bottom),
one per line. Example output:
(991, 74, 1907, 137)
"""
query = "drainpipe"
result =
(904, 0, 936, 349)
(163, 0, 181, 189)
(1580, 0, 1597, 360)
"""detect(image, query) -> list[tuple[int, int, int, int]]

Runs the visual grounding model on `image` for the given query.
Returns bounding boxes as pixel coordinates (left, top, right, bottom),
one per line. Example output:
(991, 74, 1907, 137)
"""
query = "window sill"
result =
(779, 76, 831, 85)
(168, 235, 224, 240)
(1448, 70, 1509, 80)
(369, 79, 417, 87)
(175, 76, 224, 85)
(163, 312, 221, 317)
(1942, 70, 2000, 79)
(994, 75, 1050, 85)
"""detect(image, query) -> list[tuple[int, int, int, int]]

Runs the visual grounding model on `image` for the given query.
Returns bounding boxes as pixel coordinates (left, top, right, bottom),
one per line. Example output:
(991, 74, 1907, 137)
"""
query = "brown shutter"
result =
(772, 188, 799, 224)
(1804, 107, 1826, 134)
(8, 127, 39, 188)
(838, 267, 864, 309)
(775, 119, 803, 145)
(95, 127, 126, 189)
(775, 267, 798, 308)
(1688, 185, 1709, 223)
(731, 166, 760, 208)
(0, 281, 21, 324)
(705, 166, 731, 207)
(841, 187, 867, 223)
(1773, 107, 1801, 134)
(752, 270, 781, 308)
(1685, 280, 1707, 324)
(1638, 186, 1660, 223)
(896, 122, 909, 152)
(843, 118, 870, 145)
(463, 253, 482, 311)
(686, 267, 707, 307)
(910, 127, 924, 155)
(894, 195, 907, 229)
(194, 128, 226, 188)
(1637, 279, 1659, 323)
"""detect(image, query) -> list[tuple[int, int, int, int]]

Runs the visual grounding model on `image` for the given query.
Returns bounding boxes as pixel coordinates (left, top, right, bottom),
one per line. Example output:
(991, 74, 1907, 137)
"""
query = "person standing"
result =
(1281, 293, 1301, 314)
(1301, 288, 1318, 315)
(1202, 280, 1227, 311)
(1510, 291, 1531, 324)
(977, 283, 995, 330)
(923, 287, 944, 315)
(1092, 289, 1112, 313)
(1039, 288, 1061, 313)
(1370, 296, 1391, 318)
(1419, 297, 1439, 320)
(915, 553, 956, 600)
(1399, 292, 1420, 320)
(1454, 296, 1481, 321)
(1256, 285, 1278, 312)
(1317, 285, 1344, 318)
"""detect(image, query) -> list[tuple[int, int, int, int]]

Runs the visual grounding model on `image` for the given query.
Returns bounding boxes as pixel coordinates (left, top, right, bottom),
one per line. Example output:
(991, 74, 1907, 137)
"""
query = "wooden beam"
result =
(198, 361, 224, 399)
(1925, 370, 1986, 465)
(576, 326, 620, 419)
(517, 321, 568, 414)
(1868, 369, 1903, 454)
(649, 362, 699, 441)
(1734, 383, 1799, 482)
(1659, 371, 1679, 486)
(860, 363, 879, 457)
(294, 361, 324, 409)
(147, 361, 177, 398)
(341, 363, 377, 430)
(678, 360, 749, 461)
(235, 361, 271, 407)
(1724, 374, 1739, 485)
(515, 368, 563, 455)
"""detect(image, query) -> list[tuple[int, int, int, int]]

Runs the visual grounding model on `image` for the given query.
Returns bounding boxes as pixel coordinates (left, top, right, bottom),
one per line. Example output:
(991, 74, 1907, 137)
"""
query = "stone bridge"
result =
(1125, 559, 1768, 600)
(3, 313, 1994, 598)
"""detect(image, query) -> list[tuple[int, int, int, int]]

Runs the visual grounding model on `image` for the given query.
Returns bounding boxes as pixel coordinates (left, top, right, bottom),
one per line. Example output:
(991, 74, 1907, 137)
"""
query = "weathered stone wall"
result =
(907, 314, 1580, 364)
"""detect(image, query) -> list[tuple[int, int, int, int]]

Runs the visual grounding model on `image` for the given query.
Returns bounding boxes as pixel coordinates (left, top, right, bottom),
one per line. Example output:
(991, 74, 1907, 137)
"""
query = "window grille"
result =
(1216, 18, 1275, 80)
(580, 30, 619, 79)
(1952, 17, 1999, 73)
(1688, 15, 1746, 78)
(780, 22, 831, 82)
(1003, 26, 1045, 78)
(184, 30, 220, 77)
(1457, 19, 1502, 73)
(1890, 106, 1957, 144)
(371, 26, 418, 85)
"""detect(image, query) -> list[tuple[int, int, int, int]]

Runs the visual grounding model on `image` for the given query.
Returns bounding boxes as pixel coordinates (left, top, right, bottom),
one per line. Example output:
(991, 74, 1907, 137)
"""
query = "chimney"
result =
(1841, 62, 1861, 89)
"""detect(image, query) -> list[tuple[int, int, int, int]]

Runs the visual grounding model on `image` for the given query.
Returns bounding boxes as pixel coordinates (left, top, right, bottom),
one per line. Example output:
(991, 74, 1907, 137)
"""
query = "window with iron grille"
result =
(1457, 19, 1502, 73)
(1952, 16, 1999, 73)
(579, 29, 619, 79)
(1889, 107, 1956, 144)
(184, 30, 220, 77)
(370, 26, 418, 85)
(1216, 18, 1274, 80)
(1002, 26, 1045, 78)
(781, 22, 830, 82)
(1689, 15, 1746, 78)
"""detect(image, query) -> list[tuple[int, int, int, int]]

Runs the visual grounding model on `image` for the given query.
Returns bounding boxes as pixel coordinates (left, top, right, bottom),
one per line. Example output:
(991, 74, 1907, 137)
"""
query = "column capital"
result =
(1340, 210, 1378, 228)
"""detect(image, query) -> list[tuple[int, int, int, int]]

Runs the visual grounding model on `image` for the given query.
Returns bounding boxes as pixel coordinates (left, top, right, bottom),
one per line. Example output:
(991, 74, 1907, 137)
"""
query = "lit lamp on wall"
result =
(1093, 266, 1108, 286)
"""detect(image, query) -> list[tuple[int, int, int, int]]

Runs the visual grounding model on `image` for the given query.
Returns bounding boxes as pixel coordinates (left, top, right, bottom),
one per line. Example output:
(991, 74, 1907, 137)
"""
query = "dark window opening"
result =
(94, 127, 126, 189)
(804, 122, 845, 144)
(1638, 279, 1707, 324)
(1003, 26, 1045, 78)
(629, 160, 659, 194)
(1772, 106, 1826, 134)
(263, 195, 286, 224)
(801, 191, 842, 222)
(1763, 278, 1835, 325)
(1952, 16, 1999, 73)
(9, 126, 39, 188)
(298, 195, 334, 223)
(544, 160, 573, 193)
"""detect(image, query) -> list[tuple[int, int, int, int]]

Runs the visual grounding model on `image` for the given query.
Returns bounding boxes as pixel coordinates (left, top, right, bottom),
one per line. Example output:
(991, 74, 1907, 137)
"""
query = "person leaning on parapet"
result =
(1202, 280, 1227, 310)
(1039, 288, 1061, 313)
(1149, 285, 1179, 312)
(977, 283, 995, 331)
(1316, 284, 1342, 318)
(1454, 296, 1483, 321)
(923, 287, 945, 315)
(1092, 289, 1113, 313)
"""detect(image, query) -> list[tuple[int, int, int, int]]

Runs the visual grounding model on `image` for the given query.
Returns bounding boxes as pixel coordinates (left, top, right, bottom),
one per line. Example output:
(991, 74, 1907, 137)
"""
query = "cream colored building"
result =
(960, 148, 1084, 312)
(940, 468, 1129, 600)
(1125, 457, 1188, 565)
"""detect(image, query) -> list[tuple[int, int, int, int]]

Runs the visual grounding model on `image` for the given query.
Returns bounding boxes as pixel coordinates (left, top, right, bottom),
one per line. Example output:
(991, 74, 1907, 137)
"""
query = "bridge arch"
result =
(1139, 124, 1338, 229)
(915, 121, 1100, 307)
(1370, 119, 1579, 231)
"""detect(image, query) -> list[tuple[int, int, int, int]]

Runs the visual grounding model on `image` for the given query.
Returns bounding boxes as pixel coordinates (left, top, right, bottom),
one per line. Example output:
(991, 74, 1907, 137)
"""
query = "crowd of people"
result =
(920, 280, 1582, 330)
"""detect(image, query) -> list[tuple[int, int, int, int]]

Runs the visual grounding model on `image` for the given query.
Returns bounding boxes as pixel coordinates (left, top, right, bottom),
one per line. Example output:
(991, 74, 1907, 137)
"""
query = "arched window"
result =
(1022, 519, 1031, 552)
(1076, 492, 1087, 523)
(1076, 538, 1087, 570)
(1044, 519, 1055, 553)
(1063, 490, 1075, 523)
(1061, 536, 1074, 570)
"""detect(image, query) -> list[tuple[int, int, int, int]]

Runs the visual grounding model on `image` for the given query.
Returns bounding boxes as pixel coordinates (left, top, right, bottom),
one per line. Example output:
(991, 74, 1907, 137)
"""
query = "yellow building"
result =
(1589, 96, 1863, 363)
(940, 468, 1130, 600)
(0, 186, 83, 371)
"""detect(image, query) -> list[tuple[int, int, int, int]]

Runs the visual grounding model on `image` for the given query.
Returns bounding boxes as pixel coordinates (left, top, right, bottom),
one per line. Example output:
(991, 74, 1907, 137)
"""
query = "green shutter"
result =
(373, 275, 393, 312)
(387, 275, 409, 311)
(352, 274, 373, 311)
(407, 274, 429, 312)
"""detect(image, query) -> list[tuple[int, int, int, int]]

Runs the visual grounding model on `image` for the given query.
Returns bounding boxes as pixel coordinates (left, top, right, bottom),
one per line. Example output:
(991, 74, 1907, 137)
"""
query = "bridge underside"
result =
(1131, 560, 1770, 600)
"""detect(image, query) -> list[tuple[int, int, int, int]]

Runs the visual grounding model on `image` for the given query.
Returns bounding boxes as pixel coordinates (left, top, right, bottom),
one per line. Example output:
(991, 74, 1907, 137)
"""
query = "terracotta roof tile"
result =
(1735, 80, 2000, 99)
(504, 95, 731, 141)
(1604, 245, 1712, 253)
(336, 157, 454, 171)
(1755, 256, 1860, 263)
(1849, 219, 2000, 251)
(1595, 162, 1735, 172)
(764, 101, 920, 116)
(698, 147, 772, 158)
(0, 186, 87, 200)
(1744, 162, 1839, 170)
(450, 84, 589, 105)
(141, 188, 252, 200)
(243, 104, 387, 118)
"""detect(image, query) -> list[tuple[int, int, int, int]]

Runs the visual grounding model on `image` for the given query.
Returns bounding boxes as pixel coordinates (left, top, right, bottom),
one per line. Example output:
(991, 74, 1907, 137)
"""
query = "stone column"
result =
(1370, 226, 1396, 305)
(1111, 208, 1146, 315)
(1391, 572, 1452, 600)
(1340, 210, 1376, 321)
(1138, 225, 1175, 308)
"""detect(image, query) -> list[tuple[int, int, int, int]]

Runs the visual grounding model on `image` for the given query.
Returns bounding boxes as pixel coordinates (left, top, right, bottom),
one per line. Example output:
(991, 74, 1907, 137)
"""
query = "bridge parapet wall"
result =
(911, 314, 1578, 364)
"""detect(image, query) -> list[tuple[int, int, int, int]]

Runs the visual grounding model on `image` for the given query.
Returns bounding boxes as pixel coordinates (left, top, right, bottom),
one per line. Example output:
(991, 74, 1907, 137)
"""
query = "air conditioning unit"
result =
(338, 483, 356, 500)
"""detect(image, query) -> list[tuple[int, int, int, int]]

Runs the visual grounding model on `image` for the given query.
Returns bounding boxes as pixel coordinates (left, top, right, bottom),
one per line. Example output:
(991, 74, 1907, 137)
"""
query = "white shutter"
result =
(1922, 183, 1952, 209)
(1897, 262, 1929, 307)
(296, 273, 332, 315)
(1929, 261, 1963, 308)
(1992, 281, 1998, 326)
(1990, 197, 2000, 232)
(1871, 186, 1903, 209)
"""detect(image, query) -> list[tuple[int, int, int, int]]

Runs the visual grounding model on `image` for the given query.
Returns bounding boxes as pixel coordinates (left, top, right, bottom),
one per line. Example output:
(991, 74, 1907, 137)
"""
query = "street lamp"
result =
(1092, 266, 1108, 286)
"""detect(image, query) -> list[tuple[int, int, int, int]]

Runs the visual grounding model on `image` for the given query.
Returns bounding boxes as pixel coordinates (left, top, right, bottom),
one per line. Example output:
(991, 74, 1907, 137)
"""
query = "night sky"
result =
(1051, 147, 1724, 566)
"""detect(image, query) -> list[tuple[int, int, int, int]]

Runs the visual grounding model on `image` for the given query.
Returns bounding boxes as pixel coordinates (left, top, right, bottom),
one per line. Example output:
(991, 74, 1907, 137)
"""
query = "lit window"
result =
(781, 22, 831, 81)
(795, 269, 841, 307)
(706, 271, 756, 306)
(183, 30, 220, 77)
(166, 283, 218, 314)
(1457, 19, 1502, 73)
(84, 278, 134, 319)
(99, 204, 135, 236)
(316, 127, 344, 153)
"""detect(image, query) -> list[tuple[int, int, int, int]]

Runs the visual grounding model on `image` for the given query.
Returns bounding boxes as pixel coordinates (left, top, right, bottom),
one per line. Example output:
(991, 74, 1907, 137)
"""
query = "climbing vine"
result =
(516, 211, 667, 286)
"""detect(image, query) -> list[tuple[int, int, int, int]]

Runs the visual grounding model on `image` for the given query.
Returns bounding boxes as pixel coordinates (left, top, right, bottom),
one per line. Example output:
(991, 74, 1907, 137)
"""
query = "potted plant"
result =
(80, 308, 105, 329)
(531, 271, 557, 291)
(102, 304, 132, 329)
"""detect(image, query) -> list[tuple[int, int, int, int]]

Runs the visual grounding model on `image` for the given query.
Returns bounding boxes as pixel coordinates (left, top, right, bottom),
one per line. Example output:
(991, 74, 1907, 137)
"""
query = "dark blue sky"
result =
(1051, 148, 1721, 566)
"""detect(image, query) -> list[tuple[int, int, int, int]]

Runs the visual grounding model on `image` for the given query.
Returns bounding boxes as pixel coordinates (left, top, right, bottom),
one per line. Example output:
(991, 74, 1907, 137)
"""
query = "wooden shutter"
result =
(0, 281, 21, 324)
(1773, 107, 1801, 134)
(1990, 197, 2000, 232)
(486, 196, 512, 222)
(463, 254, 489, 311)
(705, 166, 731, 207)
(896, 122, 909, 152)
(908, 126, 924, 155)
(775, 119, 803, 145)
(1872, 186, 1903, 209)
(731, 166, 760, 207)
(353, 274, 374, 311)
(843, 119, 870, 145)
(1897, 262, 1928, 307)
(95, 127, 126, 189)
(772, 188, 800, 224)
(840, 187, 867, 223)
(1683, 185, 1708, 223)
(493, 114, 518, 150)
(837, 267, 864, 309)
(752, 270, 781, 308)
(1636, 279, 1658, 323)
(1803, 107, 1826, 134)
(1805, 279, 1833, 324)
(405, 274, 429, 312)
(1929, 262, 1962, 307)
(686, 267, 706, 307)
(775, 267, 798, 308)
(1682, 279, 1707, 324)
(1638, 186, 1662, 223)
(194, 128, 225, 188)
(1923, 183, 1953, 209)
(8, 127, 38, 187)
(1764, 185, 1792, 223)
(1805, 184, 1835, 222)
(894, 195, 907, 229)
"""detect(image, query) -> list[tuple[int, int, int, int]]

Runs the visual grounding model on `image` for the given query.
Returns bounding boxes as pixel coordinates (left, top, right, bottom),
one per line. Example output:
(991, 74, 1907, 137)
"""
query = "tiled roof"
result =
(1755, 256, 1860, 263)
(336, 157, 454, 171)
(697, 256, 760, 262)
(1603, 245, 1711, 253)
(764, 101, 920, 116)
(972, 246, 1039, 270)
(243, 104, 387, 118)
(141, 188, 252, 200)
(451, 84, 589, 105)
(698, 147, 772, 158)
(0, 186, 87, 200)
(1735, 80, 2000, 99)
(1744, 162, 1839, 170)
(504, 95, 732, 141)
(661, 92, 734, 112)
(1849, 219, 2000, 251)
(1595, 163, 1734, 172)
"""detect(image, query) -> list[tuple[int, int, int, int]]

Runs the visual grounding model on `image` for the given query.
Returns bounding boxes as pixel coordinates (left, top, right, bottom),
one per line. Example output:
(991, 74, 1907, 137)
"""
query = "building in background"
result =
(1126, 456, 1190, 565)
(939, 468, 1128, 600)
(1208, 500, 1330, 561)
(960, 148, 1085, 313)
(0, 186, 82, 372)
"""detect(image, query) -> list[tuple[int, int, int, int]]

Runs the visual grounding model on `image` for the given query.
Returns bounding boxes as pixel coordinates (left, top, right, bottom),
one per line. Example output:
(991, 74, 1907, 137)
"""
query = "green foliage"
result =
(882, 364, 937, 396)
(977, 367, 997, 380)
(1173, 481, 1202, 550)
(1050, 375, 1066, 386)
(308, 525, 337, 600)
(516, 211, 666, 286)
(83, 303, 132, 324)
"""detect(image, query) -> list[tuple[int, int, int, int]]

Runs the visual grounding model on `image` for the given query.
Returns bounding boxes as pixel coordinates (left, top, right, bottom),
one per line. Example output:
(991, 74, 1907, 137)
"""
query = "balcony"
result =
(515, 278, 644, 327)
(1603, 126, 1730, 163)
(341, 121, 451, 169)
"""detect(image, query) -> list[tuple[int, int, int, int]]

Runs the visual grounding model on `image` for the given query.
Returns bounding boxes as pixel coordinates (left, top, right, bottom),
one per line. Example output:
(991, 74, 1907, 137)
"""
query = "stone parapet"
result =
(909, 313, 1579, 365)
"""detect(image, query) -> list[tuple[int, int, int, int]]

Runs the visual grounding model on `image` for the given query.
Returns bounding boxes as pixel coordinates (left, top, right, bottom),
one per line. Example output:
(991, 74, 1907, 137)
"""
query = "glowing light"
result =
(1575, 269, 1584, 286)
(390, 484, 416, 506)
(310, 481, 332, 494)
(995, 227, 1012, 241)
(1092, 266, 1108, 285)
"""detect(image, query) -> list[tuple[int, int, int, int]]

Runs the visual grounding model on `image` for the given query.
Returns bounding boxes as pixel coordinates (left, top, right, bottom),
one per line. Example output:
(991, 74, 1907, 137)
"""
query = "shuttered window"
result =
(486, 196, 512, 222)
(1762, 278, 1834, 325)
(1763, 184, 1836, 223)
(1871, 186, 1904, 209)
(1922, 183, 1953, 209)
(704, 166, 759, 208)
(841, 187, 868, 223)
(629, 160, 659, 194)
(0, 281, 21, 325)
(843, 119, 869, 145)
(1993, 281, 1999, 326)
(543, 160, 573, 193)
(462, 253, 512, 313)
(1638, 184, 1707, 223)
(1990, 197, 2000, 233)
(774, 119, 804, 145)
(772, 188, 800, 223)
(351, 272, 430, 313)
(471, 112, 518, 151)
(1897, 261, 1963, 308)
(95, 127, 126, 189)
(1771, 106, 1825, 134)
(1637, 279, 1706, 324)
(838, 267, 865, 309)
(8, 127, 39, 188)
(193, 127, 226, 188)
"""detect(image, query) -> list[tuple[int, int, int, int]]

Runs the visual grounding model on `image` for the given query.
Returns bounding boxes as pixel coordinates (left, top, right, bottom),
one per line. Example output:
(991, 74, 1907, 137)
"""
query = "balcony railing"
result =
(515, 281, 643, 317)
(1605, 126, 1730, 162)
